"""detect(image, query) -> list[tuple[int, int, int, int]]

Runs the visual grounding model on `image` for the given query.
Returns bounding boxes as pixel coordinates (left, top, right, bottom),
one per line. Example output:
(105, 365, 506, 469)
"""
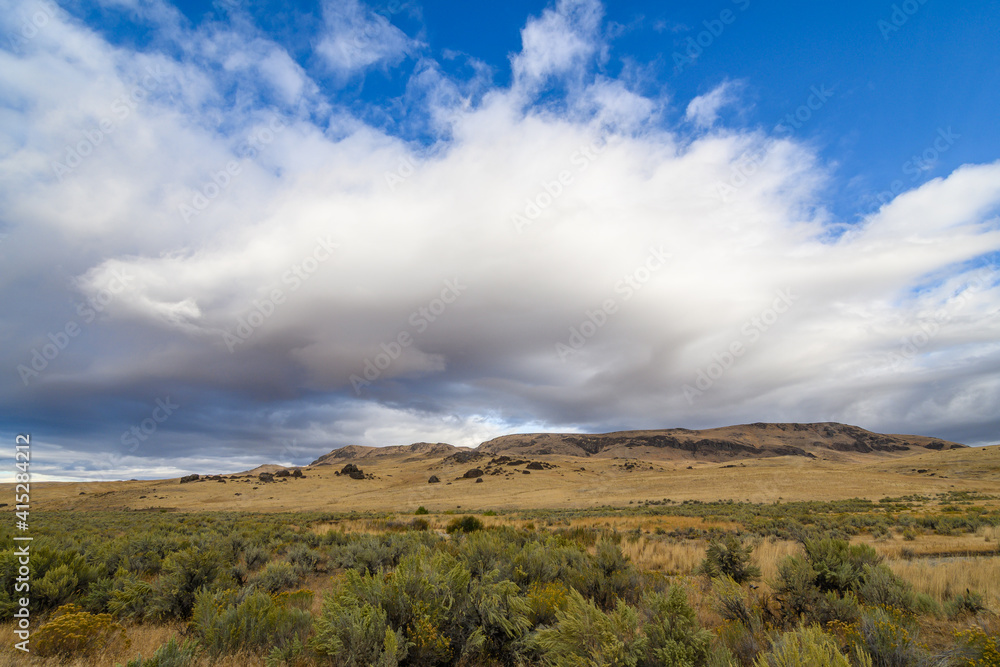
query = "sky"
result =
(1, 0, 999, 481)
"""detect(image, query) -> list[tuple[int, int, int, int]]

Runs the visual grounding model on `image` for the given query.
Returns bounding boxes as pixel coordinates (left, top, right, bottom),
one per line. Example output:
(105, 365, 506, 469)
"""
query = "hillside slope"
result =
(475, 422, 964, 462)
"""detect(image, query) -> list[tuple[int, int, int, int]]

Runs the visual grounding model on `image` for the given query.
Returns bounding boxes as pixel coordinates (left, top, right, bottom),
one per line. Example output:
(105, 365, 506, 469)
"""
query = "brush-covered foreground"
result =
(1, 494, 999, 666)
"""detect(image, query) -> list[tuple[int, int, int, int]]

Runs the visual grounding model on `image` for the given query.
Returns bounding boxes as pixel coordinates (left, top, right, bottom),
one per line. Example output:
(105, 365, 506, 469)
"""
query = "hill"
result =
(475, 422, 964, 462)
(310, 442, 464, 465)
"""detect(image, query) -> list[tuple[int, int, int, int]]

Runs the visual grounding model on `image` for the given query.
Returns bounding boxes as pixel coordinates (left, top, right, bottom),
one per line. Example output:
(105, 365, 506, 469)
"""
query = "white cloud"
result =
(315, 0, 418, 77)
(511, 0, 604, 91)
(685, 80, 742, 129)
(2, 0, 999, 478)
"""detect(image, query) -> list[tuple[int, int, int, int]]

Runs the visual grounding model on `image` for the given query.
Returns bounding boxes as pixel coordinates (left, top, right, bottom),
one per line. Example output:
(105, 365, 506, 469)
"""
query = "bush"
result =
(837, 606, 924, 667)
(526, 581, 570, 626)
(945, 624, 1000, 665)
(121, 637, 200, 667)
(415, 506, 429, 515)
(700, 535, 761, 584)
(192, 588, 312, 657)
(108, 575, 154, 622)
(286, 544, 324, 575)
(855, 564, 914, 613)
(254, 560, 300, 594)
(641, 587, 714, 666)
(147, 548, 220, 620)
(243, 544, 270, 571)
(532, 589, 646, 667)
(35, 605, 129, 658)
(753, 626, 853, 667)
(532, 587, 714, 667)
(944, 589, 986, 619)
(912, 592, 941, 618)
(312, 597, 407, 667)
(774, 556, 820, 621)
(446, 516, 484, 534)
(801, 539, 881, 594)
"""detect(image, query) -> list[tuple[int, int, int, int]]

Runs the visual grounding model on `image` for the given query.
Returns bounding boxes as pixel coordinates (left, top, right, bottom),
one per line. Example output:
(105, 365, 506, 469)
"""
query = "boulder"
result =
(526, 461, 545, 470)
(258, 472, 274, 483)
(179, 474, 199, 484)
(341, 463, 366, 479)
(463, 468, 484, 479)
(475, 478, 484, 483)
(428, 475, 440, 484)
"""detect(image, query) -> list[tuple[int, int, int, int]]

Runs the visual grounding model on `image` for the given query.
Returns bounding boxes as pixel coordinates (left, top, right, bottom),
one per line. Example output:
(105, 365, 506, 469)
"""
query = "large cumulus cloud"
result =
(1, 0, 998, 480)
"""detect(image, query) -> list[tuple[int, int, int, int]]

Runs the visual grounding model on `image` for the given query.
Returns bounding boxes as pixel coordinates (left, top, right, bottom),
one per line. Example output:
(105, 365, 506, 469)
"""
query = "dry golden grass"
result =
(8, 444, 998, 513)
(861, 527, 1000, 559)
(620, 537, 705, 575)
(887, 556, 1000, 610)
(0, 622, 183, 667)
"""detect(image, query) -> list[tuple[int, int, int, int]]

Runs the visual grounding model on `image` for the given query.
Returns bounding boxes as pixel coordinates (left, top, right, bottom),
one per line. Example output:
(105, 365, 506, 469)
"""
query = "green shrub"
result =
(192, 588, 312, 657)
(700, 535, 761, 584)
(242, 544, 270, 571)
(717, 618, 772, 666)
(855, 564, 914, 613)
(801, 539, 880, 594)
(944, 589, 986, 619)
(839, 606, 924, 667)
(641, 587, 714, 666)
(774, 556, 820, 620)
(311, 577, 409, 667)
(571, 538, 644, 609)
(316, 549, 532, 666)
(446, 516, 484, 533)
(254, 560, 300, 594)
(108, 575, 154, 622)
(121, 637, 200, 667)
(35, 564, 81, 608)
(753, 626, 853, 667)
(286, 544, 324, 575)
(912, 592, 941, 618)
(532, 589, 646, 667)
(147, 548, 220, 620)
(415, 506, 429, 515)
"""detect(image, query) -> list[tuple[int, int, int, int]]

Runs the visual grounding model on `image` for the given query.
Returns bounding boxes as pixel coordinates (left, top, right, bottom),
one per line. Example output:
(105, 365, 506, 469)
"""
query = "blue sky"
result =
(1, 0, 999, 480)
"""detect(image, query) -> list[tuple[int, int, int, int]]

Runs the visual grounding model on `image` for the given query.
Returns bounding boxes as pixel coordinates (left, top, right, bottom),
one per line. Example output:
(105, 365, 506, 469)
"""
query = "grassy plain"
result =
(1, 445, 997, 666)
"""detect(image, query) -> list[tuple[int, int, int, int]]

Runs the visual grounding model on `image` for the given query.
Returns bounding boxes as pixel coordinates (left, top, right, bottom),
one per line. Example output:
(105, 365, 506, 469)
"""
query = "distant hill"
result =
(310, 442, 465, 465)
(311, 422, 965, 466)
(477, 422, 964, 461)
